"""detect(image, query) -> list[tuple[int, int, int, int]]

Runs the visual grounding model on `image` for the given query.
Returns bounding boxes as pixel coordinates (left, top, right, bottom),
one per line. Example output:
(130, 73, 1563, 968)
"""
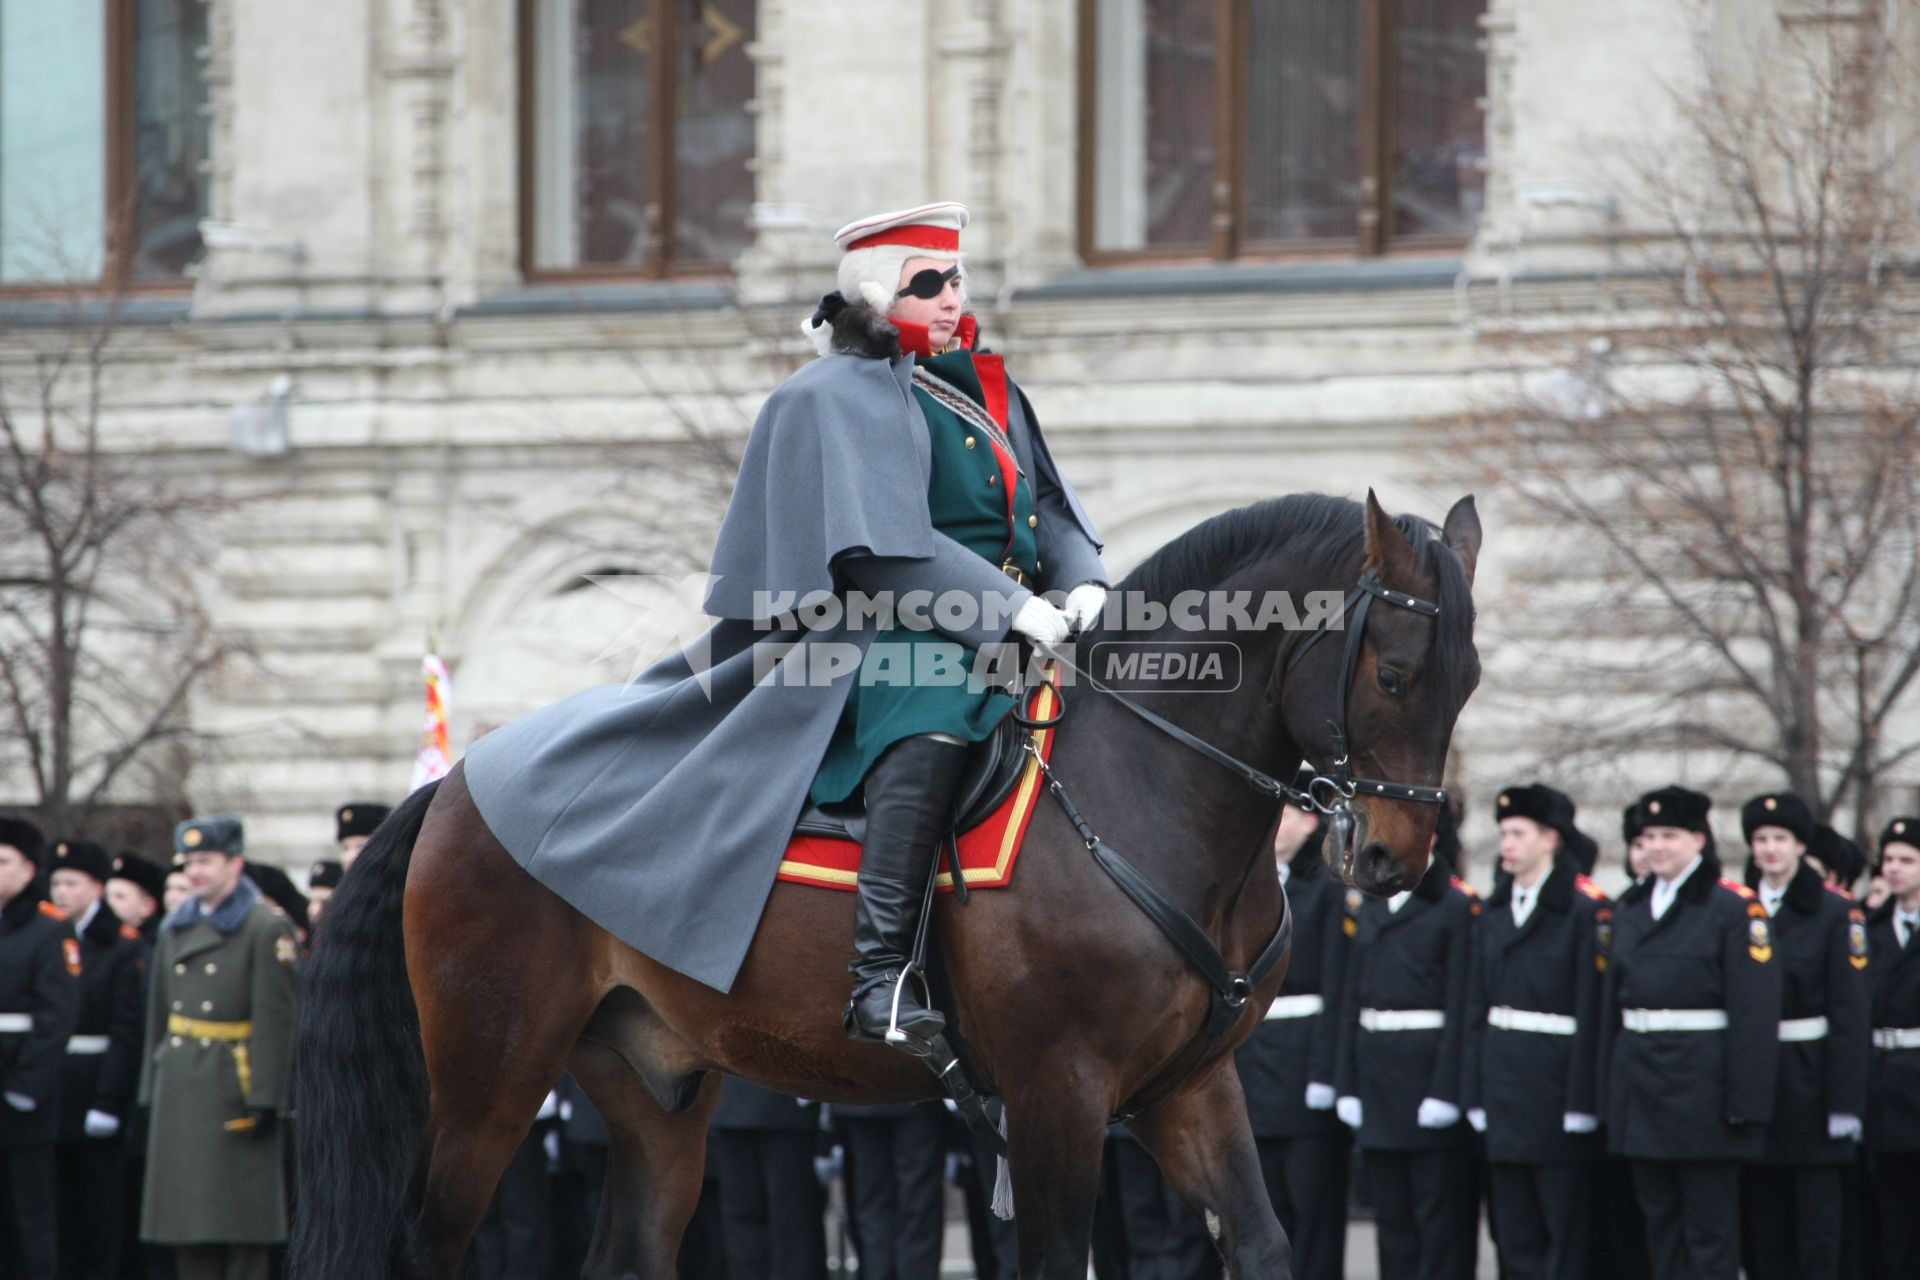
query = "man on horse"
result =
(792, 204, 1109, 1045)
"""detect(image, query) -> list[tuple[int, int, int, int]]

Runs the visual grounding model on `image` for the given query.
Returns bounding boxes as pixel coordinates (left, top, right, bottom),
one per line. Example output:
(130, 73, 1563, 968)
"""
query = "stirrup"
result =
(883, 968, 941, 1055)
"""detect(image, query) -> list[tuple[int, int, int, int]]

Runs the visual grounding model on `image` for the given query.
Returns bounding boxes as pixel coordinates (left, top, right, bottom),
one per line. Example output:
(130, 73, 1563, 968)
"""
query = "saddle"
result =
(791, 714, 1033, 844)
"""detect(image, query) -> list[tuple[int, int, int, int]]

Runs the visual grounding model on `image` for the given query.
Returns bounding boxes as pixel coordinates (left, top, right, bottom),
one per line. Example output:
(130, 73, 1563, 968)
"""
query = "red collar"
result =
(891, 314, 977, 359)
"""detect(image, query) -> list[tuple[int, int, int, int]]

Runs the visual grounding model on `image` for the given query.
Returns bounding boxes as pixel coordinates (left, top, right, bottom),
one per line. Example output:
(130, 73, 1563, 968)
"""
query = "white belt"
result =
(66, 1035, 110, 1055)
(1778, 1016, 1829, 1043)
(1621, 1008, 1729, 1033)
(0, 1013, 31, 1034)
(1489, 1006, 1577, 1036)
(1360, 1008, 1445, 1032)
(1874, 1027, 1920, 1050)
(1264, 994, 1325, 1021)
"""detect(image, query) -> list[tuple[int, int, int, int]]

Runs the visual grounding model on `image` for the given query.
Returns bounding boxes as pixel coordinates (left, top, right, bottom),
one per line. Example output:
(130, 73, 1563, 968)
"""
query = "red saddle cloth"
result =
(777, 681, 1061, 893)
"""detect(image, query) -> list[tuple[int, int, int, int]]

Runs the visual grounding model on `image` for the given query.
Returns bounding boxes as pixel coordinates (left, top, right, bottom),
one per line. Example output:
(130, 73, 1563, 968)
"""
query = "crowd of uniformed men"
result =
(1, 778, 1917, 1280)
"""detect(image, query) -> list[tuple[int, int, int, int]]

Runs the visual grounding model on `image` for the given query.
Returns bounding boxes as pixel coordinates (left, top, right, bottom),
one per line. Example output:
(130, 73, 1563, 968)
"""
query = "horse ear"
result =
(1442, 495, 1482, 586)
(1361, 489, 1416, 583)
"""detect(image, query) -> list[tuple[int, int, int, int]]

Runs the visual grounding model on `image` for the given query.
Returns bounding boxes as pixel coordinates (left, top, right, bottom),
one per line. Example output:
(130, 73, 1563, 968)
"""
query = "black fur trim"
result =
(82, 901, 124, 947)
(812, 293, 903, 359)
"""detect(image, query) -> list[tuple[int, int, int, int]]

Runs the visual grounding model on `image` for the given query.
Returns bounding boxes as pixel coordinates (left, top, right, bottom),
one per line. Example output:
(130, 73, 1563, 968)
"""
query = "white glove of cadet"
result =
(1467, 1108, 1488, 1133)
(1829, 1113, 1863, 1142)
(1563, 1112, 1600, 1135)
(1062, 583, 1109, 634)
(1335, 1096, 1363, 1129)
(1304, 1082, 1336, 1112)
(83, 1109, 121, 1138)
(3, 1092, 35, 1113)
(1417, 1097, 1462, 1129)
(1011, 595, 1072, 648)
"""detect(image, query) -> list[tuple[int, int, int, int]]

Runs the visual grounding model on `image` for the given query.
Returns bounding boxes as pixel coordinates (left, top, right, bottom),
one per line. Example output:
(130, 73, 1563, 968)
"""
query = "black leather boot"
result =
(846, 733, 969, 1050)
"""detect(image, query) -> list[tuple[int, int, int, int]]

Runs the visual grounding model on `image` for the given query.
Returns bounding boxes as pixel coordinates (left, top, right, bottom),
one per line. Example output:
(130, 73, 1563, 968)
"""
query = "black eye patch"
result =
(895, 265, 961, 300)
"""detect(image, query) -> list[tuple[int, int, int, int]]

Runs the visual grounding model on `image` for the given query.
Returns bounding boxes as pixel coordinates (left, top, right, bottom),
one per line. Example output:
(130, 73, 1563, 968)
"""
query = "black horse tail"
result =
(289, 779, 441, 1279)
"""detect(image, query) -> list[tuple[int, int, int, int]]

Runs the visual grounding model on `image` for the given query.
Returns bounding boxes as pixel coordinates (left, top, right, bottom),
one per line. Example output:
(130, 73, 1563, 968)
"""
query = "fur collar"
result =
(80, 900, 124, 947)
(801, 293, 984, 361)
(1412, 856, 1451, 903)
(1487, 859, 1576, 912)
(0, 887, 49, 928)
(163, 874, 261, 936)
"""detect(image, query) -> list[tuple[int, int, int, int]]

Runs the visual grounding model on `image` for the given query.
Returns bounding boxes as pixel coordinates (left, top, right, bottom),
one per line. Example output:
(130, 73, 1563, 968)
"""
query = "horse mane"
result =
(1106, 493, 1479, 703)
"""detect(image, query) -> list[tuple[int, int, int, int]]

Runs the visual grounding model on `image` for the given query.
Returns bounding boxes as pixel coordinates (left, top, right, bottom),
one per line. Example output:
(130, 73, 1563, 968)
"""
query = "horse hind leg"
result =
(571, 1036, 721, 1280)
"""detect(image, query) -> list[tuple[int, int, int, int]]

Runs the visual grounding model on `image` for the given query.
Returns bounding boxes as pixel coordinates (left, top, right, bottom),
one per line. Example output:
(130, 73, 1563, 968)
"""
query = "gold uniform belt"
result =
(1002, 562, 1029, 588)
(167, 1015, 253, 1042)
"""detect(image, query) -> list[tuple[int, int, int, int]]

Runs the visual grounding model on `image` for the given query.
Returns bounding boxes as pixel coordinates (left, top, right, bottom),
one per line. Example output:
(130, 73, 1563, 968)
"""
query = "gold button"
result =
(199, 1039, 211, 1047)
(172, 1001, 182, 1011)
(170, 1036, 182, 1047)
(205, 963, 217, 975)
(1036, 559, 1043, 571)
(1028, 515, 1038, 528)
(965, 437, 976, 449)
(201, 1001, 213, 1012)
(988, 475, 997, 487)
(174, 964, 185, 975)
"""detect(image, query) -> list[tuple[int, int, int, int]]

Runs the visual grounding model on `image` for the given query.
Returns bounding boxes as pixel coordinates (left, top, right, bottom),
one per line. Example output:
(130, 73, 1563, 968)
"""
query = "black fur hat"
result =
(110, 853, 167, 900)
(1809, 824, 1867, 889)
(1880, 816, 1920, 854)
(1635, 786, 1712, 836)
(0, 815, 45, 866)
(1741, 791, 1814, 845)
(50, 838, 113, 884)
(335, 802, 392, 842)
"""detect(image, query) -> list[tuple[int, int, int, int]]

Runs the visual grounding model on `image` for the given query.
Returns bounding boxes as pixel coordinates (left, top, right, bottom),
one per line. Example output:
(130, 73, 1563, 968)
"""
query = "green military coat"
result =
(138, 879, 298, 1245)
(809, 344, 1042, 805)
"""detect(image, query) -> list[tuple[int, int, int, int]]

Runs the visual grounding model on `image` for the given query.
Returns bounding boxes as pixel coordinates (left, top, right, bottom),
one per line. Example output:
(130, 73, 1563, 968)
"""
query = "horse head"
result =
(1281, 491, 1481, 895)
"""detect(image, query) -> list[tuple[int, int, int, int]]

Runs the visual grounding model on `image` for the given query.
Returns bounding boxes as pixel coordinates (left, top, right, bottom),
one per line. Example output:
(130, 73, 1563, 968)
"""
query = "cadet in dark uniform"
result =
(47, 839, 148, 1280)
(833, 1098, 948, 1280)
(1234, 776, 1351, 1280)
(304, 860, 343, 931)
(1735, 792, 1870, 1280)
(1599, 786, 1781, 1280)
(0, 815, 84, 1280)
(140, 816, 299, 1280)
(1336, 851, 1479, 1280)
(1622, 800, 1651, 884)
(333, 800, 391, 873)
(1865, 816, 1920, 1280)
(105, 854, 166, 944)
(708, 1078, 827, 1280)
(1464, 784, 1608, 1280)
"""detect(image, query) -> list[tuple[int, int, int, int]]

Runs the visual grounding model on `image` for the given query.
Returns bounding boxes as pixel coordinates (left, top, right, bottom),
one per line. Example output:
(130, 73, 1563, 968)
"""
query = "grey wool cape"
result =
(462, 304, 1106, 992)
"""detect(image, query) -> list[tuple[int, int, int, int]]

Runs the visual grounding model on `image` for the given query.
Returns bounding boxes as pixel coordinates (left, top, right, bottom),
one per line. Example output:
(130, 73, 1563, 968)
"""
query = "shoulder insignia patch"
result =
(1595, 907, 1613, 968)
(119, 924, 141, 942)
(1824, 882, 1856, 902)
(1747, 901, 1769, 920)
(275, 933, 297, 966)
(62, 937, 82, 976)
(1749, 916, 1773, 964)
(1575, 876, 1610, 902)
(1848, 913, 1869, 970)
(38, 901, 68, 921)
(1451, 876, 1480, 898)
(1722, 878, 1757, 900)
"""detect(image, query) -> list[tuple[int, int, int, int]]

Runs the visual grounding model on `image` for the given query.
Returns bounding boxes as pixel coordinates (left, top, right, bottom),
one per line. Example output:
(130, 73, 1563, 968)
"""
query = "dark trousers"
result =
(56, 1136, 128, 1280)
(470, 1127, 551, 1280)
(840, 1112, 945, 1280)
(1, 1144, 57, 1280)
(1873, 1152, 1920, 1280)
(960, 1117, 1017, 1280)
(1591, 1156, 1650, 1280)
(1254, 1132, 1350, 1280)
(1100, 1136, 1212, 1280)
(711, 1129, 825, 1280)
(1629, 1158, 1740, 1280)
(1487, 1161, 1591, 1280)
(1365, 1142, 1477, 1280)
(1742, 1162, 1842, 1280)
(168, 1249, 265, 1280)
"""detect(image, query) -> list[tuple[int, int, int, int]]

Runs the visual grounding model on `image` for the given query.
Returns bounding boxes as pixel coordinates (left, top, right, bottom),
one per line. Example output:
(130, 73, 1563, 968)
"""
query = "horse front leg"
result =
(1000, 1065, 1112, 1279)
(1127, 1058, 1293, 1280)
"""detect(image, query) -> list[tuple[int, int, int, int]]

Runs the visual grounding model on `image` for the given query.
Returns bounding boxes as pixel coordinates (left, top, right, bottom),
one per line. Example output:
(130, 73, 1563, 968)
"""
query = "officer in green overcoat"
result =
(139, 816, 298, 1280)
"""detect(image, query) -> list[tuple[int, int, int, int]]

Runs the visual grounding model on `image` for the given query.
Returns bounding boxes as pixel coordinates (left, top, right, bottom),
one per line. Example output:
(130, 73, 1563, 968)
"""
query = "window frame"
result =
(0, 0, 197, 297)
(516, 0, 749, 284)
(1075, 0, 1481, 267)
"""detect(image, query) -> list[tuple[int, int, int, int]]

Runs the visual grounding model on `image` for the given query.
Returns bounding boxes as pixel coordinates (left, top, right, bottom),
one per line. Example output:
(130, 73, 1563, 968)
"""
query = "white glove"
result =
(1336, 1096, 1363, 1129)
(3, 1091, 35, 1113)
(1062, 583, 1108, 634)
(1304, 1082, 1336, 1112)
(1417, 1098, 1462, 1129)
(1467, 1108, 1488, 1133)
(1563, 1112, 1599, 1134)
(83, 1109, 121, 1138)
(1829, 1113, 1863, 1142)
(1011, 595, 1071, 648)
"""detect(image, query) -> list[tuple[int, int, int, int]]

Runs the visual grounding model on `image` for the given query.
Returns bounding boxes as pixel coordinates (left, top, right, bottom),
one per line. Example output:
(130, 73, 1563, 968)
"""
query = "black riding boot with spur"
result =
(845, 732, 969, 1051)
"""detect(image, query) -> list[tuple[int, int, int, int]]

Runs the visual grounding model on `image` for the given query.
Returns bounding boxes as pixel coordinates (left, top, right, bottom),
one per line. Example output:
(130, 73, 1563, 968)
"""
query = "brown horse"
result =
(291, 491, 1482, 1280)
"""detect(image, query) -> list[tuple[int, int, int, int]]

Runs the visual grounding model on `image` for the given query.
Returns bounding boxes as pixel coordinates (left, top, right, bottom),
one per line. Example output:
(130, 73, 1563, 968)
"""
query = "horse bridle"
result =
(1008, 567, 1451, 1051)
